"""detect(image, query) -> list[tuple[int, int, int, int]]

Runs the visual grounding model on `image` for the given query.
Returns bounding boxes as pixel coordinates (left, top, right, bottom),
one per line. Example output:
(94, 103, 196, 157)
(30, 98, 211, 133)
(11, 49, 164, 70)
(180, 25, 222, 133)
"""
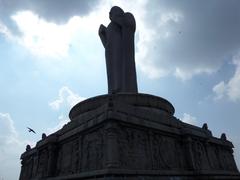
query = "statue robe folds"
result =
(99, 7, 138, 94)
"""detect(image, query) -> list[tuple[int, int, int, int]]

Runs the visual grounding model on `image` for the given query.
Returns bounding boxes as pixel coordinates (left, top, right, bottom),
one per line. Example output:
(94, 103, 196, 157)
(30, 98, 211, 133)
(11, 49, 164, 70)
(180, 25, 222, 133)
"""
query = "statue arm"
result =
(98, 24, 107, 48)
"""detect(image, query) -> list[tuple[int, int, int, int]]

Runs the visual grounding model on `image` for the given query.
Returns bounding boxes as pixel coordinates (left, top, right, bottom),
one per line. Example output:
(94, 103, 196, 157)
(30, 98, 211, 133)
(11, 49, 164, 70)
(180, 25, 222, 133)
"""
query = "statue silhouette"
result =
(99, 6, 138, 94)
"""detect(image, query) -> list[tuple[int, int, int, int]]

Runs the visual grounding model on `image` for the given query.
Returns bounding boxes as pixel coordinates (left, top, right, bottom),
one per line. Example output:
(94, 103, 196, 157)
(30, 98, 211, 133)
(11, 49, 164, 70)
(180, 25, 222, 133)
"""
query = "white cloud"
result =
(0, 113, 26, 180)
(49, 86, 85, 110)
(0, 21, 16, 41)
(227, 56, 240, 101)
(213, 53, 240, 102)
(0, 113, 17, 139)
(159, 12, 183, 25)
(181, 113, 197, 125)
(10, 11, 86, 58)
(0, 2, 109, 59)
(174, 67, 216, 81)
(1, 0, 185, 79)
(135, 2, 184, 79)
(0, 0, 99, 24)
(47, 115, 70, 134)
(135, 1, 240, 80)
(48, 87, 85, 141)
(47, 87, 84, 143)
(213, 81, 226, 100)
(1, 0, 240, 80)
(47, 87, 85, 135)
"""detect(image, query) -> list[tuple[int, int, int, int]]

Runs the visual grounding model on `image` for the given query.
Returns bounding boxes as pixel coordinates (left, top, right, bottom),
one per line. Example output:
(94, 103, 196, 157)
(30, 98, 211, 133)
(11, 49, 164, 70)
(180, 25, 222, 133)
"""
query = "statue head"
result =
(109, 6, 124, 21)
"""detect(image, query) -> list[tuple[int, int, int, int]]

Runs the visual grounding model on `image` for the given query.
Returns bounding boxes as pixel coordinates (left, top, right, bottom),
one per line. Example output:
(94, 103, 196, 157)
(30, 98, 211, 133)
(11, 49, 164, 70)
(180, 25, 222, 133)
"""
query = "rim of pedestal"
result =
(69, 93, 175, 120)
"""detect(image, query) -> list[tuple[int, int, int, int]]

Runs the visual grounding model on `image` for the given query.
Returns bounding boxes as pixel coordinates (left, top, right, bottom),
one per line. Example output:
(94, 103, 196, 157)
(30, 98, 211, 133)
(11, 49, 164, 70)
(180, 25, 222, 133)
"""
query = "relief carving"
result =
(57, 142, 73, 175)
(152, 134, 180, 169)
(206, 144, 221, 170)
(47, 144, 58, 176)
(33, 154, 38, 177)
(37, 148, 48, 177)
(118, 126, 150, 169)
(219, 148, 238, 171)
(20, 156, 34, 180)
(82, 129, 104, 171)
(71, 138, 80, 173)
(192, 140, 210, 170)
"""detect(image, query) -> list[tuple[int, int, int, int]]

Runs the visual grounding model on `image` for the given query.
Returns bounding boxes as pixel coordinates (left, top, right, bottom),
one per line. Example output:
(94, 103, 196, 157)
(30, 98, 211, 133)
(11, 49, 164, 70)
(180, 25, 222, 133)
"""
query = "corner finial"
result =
(221, 133, 227, 140)
(202, 123, 208, 130)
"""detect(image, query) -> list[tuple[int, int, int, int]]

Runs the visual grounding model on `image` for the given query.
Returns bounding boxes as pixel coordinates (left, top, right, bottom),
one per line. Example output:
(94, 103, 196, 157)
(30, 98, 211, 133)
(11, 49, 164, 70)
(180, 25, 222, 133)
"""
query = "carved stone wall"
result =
(117, 125, 150, 169)
(81, 128, 105, 171)
(19, 94, 240, 180)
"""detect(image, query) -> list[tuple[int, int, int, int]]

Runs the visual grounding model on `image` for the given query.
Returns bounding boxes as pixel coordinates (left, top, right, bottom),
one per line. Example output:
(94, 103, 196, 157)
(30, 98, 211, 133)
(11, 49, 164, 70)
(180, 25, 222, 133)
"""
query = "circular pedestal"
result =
(69, 93, 174, 120)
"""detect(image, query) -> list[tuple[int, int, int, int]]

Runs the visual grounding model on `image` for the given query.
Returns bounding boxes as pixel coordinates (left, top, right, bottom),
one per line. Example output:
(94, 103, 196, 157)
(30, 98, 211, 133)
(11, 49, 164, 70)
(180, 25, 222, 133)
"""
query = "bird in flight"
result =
(27, 127, 36, 134)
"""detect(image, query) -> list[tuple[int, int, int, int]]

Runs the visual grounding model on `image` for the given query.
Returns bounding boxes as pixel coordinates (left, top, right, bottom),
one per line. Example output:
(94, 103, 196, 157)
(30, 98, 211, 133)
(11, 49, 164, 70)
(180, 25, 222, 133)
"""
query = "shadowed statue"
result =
(99, 6, 138, 94)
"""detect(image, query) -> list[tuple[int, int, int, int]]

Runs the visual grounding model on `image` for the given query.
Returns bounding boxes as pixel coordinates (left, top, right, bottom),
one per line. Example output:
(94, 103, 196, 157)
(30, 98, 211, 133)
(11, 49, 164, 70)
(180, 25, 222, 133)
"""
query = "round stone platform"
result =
(69, 93, 175, 120)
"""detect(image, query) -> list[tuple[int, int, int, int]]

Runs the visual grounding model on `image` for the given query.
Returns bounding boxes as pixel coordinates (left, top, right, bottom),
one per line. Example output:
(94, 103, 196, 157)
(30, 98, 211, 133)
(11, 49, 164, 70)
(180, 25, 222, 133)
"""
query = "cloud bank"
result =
(1, 0, 240, 80)
(0, 0, 100, 24)
(49, 86, 85, 110)
(181, 113, 198, 125)
(213, 53, 240, 102)
(135, 0, 240, 80)
(47, 86, 85, 135)
(0, 113, 27, 180)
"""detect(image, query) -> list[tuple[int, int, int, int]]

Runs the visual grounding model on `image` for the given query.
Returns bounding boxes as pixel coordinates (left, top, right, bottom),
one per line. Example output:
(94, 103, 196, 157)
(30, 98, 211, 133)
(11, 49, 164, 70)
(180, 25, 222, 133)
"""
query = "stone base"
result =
(46, 169, 240, 180)
(19, 94, 240, 180)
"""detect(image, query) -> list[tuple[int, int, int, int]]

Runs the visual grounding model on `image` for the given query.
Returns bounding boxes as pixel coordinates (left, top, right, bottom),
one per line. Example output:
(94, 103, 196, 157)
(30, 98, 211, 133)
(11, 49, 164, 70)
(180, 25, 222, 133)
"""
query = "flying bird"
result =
(27, 127, 36, 134)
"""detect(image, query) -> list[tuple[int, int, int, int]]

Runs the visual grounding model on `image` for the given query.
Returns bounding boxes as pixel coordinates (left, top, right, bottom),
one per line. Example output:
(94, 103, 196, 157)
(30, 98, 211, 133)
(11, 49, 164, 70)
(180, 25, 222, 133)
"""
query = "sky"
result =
(0, 0, 240, 179)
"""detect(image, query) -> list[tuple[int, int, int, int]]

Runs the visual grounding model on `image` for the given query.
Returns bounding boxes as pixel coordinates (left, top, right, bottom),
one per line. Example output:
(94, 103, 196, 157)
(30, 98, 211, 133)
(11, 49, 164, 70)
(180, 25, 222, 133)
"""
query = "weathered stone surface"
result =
(19, 94, 240, 180)
(99, 6, 138, 94)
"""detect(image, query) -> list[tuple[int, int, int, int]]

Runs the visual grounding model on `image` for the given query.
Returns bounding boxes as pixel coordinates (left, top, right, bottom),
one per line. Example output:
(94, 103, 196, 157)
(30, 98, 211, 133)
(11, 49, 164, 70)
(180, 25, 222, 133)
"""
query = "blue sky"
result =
(0, 0, 240, 179)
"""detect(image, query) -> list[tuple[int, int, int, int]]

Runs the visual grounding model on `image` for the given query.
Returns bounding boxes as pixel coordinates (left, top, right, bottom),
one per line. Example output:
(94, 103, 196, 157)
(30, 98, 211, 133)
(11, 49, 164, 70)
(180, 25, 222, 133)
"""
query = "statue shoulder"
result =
(124, 12, 136, 31)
